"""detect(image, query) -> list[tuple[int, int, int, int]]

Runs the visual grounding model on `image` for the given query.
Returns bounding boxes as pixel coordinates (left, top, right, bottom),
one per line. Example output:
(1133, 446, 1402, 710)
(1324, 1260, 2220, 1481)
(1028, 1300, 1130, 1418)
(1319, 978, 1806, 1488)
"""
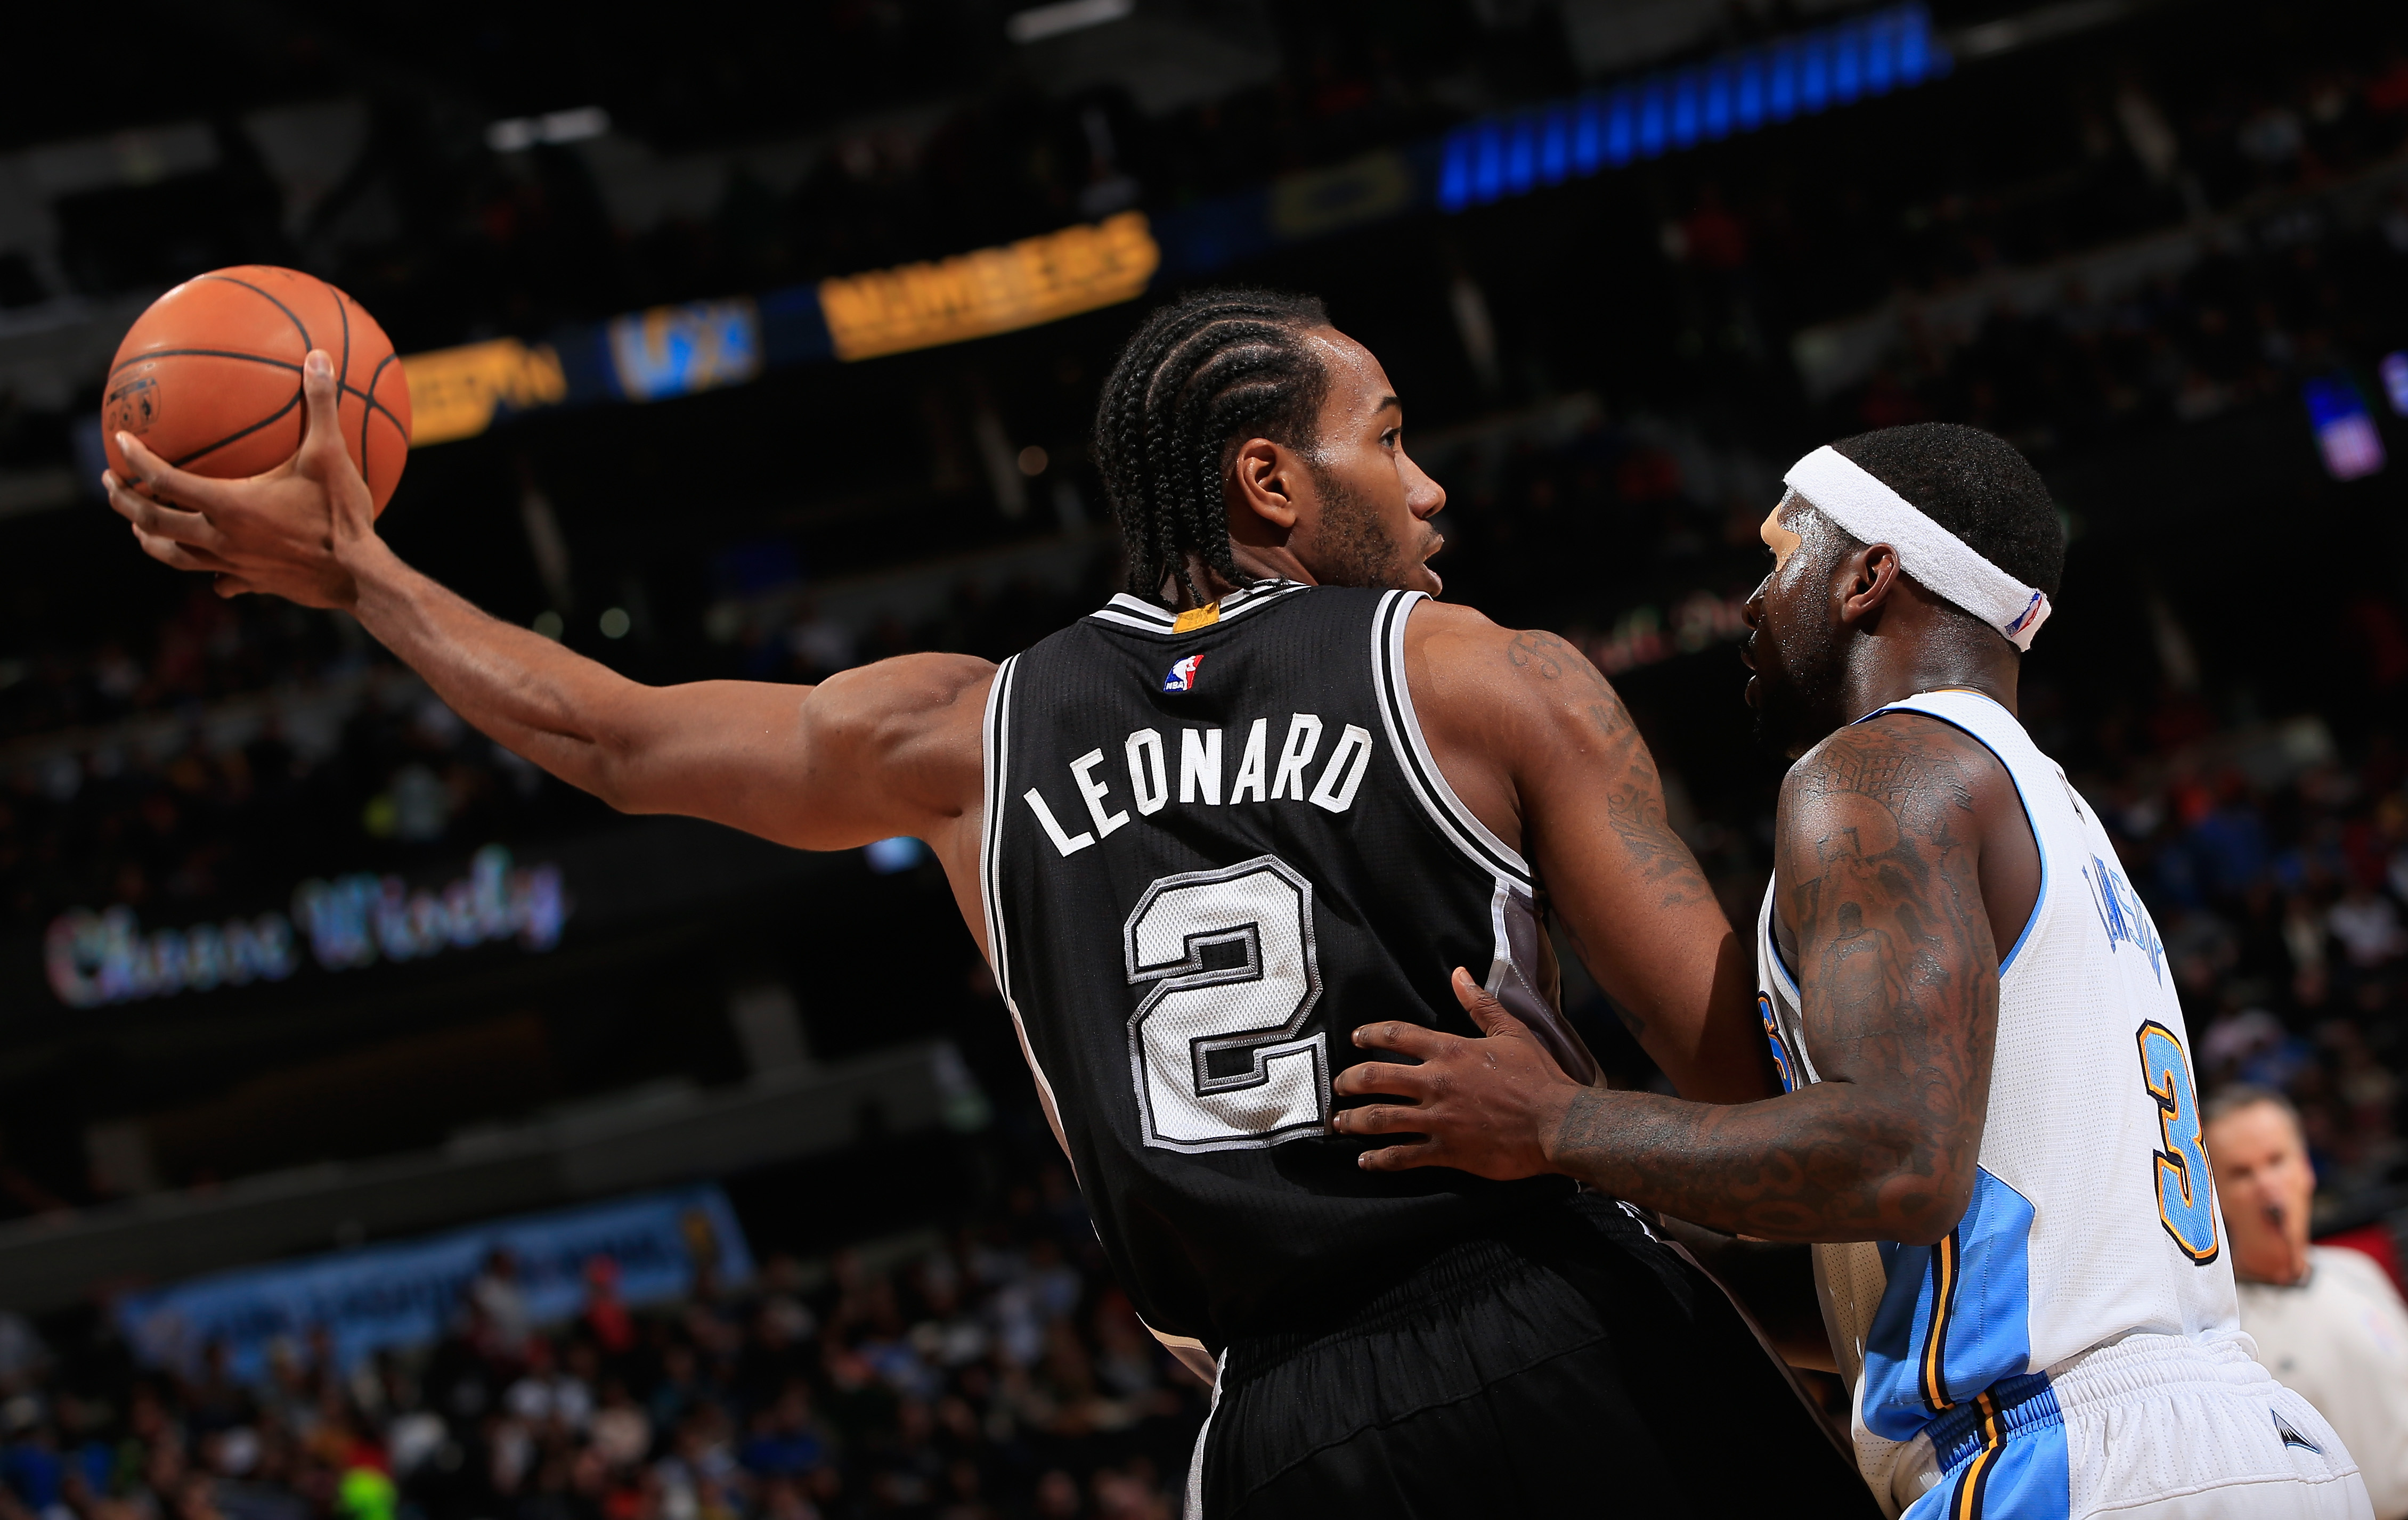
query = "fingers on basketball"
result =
(105, 469, 190, 534)
(101, 267, 410, 514)
(110, 435, 237, 518)
(298, 352, 349, 473)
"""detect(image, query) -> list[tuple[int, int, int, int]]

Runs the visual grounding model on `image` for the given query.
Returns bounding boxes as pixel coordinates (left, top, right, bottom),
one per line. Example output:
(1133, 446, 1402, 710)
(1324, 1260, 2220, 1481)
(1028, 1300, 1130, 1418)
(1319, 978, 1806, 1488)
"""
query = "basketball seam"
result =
(113, 272, 408, 460)
(107, 352, 395, 423)
(367, 403, 410, 466)
(108, 348, 302, 378)
(328, 282, 408, 437)
(190, 272, 400, 432)
(359, 371, 405, 432)
(169, 390, 305, 470)
(107, 355, 405, 445)
(363, 352, 398, 457)
(199, 273, 313, 353)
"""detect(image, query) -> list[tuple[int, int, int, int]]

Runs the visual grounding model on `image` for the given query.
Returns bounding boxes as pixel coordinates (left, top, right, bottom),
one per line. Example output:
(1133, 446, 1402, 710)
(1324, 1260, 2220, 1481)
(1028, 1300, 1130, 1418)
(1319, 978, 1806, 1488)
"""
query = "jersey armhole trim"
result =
(979, 653, 1020, 1003)
(979, 653, 1079, 1172)
(1370, 589, 1533, 888)
(1763, 899, 1802, 998)
(1857, 697, 2051, 978)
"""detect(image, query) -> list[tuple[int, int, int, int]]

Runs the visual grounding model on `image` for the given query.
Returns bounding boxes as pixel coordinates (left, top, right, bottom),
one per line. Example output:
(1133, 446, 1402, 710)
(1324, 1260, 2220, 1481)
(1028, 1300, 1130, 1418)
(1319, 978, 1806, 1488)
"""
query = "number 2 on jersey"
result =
(2136, 1020, 2220, 1264)
(1124, 855, 1329, 1153)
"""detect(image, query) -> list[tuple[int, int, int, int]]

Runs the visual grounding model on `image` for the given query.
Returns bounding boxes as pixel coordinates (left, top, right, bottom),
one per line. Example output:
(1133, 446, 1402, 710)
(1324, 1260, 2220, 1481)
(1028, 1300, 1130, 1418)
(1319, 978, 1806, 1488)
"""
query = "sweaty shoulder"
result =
(1779, 708, 2038, 958)
(1782, 710, 2000, 821)
(1401, 600, 1649, 854)
(1398, 598, 1518, 723)
(1404, 600, 1642, 749)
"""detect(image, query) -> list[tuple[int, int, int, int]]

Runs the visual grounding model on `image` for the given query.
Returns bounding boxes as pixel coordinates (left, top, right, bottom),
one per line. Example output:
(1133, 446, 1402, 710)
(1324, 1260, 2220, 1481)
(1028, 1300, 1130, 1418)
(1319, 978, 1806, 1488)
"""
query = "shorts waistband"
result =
(2043, 1328, 2262, 1408)
(1225, 1233, 1543, 1387)
(1221, 1194, 1649, 1388)
(1922, 1331, 2261, 1477)
(1925, 1373, 2061, 1477)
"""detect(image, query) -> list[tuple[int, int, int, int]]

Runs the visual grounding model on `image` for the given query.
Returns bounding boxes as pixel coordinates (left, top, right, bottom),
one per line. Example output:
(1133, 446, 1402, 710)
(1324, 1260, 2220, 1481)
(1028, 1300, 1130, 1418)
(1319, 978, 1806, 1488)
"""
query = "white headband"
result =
(1783, 446, 2052, 651)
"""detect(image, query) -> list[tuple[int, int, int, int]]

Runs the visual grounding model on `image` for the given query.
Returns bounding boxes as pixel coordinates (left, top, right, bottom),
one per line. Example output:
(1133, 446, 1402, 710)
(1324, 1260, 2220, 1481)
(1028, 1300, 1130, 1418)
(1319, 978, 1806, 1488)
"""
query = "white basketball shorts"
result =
(1889, 1331, 2372, 1519)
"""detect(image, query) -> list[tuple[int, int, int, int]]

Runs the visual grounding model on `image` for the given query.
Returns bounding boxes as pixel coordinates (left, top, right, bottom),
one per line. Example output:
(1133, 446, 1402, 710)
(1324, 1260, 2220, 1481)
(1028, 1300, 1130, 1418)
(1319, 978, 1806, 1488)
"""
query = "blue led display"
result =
(1437, 4, 1948, 213)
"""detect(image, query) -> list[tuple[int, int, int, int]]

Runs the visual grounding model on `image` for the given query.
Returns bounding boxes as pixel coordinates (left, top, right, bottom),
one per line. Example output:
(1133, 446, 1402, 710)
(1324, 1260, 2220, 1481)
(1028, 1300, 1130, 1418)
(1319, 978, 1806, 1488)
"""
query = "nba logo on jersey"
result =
(1162, 654, 1204, 693)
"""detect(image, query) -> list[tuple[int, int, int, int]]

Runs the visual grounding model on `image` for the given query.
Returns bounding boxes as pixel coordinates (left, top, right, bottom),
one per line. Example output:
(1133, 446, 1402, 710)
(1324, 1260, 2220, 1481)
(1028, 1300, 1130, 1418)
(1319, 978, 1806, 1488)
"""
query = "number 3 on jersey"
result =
(2137, 1020, 2220, 1264)
(1124, 855, 1329, 1152)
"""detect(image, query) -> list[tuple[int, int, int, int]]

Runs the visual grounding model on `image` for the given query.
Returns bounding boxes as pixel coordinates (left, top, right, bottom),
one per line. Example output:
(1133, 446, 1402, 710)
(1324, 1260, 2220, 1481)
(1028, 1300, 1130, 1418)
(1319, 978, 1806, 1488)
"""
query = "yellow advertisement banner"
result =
(399, 340, 569, 447)
(819, 211, 1160, 363)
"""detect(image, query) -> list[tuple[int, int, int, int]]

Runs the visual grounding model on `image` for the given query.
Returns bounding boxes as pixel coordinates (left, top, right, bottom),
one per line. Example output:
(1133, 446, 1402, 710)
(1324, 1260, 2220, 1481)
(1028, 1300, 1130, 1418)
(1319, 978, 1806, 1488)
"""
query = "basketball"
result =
(101, 265, 413, 515)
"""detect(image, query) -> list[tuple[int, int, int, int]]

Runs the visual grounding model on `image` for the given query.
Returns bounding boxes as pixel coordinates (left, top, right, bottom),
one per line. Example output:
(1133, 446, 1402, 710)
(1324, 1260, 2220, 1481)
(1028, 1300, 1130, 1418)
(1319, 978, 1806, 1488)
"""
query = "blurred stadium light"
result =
(1006, 0, 1135, 44)
(2304, 375, 2388, 481)
(1949, 0, 2149, 61)
(484, 106, 612, 153)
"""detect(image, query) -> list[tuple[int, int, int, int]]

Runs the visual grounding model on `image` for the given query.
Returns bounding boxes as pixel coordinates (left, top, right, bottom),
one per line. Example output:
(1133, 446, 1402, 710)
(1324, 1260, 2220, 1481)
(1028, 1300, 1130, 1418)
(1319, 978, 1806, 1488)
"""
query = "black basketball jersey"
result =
(981, 581, 1586, 1353)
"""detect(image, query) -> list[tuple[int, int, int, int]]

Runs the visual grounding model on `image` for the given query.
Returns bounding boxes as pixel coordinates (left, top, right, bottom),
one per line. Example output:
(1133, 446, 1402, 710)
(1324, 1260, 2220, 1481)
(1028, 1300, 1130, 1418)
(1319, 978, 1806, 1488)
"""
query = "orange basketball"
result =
(101, 266, 412, 515)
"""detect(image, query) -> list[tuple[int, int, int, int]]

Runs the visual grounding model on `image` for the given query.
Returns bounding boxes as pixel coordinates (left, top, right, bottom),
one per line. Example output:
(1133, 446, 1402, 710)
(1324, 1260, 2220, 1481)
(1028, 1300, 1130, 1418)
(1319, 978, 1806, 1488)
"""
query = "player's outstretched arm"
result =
(1336, 717, 2003, 1246)
(1399, 601, 1765, 1102)
(101, 350, 989, 854)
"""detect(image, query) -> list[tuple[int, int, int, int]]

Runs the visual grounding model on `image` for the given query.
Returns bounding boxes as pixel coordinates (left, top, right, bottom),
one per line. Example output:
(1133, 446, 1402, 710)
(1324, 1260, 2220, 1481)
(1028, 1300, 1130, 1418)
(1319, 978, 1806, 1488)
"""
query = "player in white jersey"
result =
(1330, 422, 2373, 1518)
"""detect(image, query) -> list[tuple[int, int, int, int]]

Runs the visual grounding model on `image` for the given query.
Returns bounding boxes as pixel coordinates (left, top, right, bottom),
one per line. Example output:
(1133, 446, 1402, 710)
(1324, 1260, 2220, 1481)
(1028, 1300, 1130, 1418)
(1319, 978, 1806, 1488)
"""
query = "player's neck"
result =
(1843, 659, 2018, 722)
(1840, 606, 2021, 722)
(1158, 546, 1316, 610)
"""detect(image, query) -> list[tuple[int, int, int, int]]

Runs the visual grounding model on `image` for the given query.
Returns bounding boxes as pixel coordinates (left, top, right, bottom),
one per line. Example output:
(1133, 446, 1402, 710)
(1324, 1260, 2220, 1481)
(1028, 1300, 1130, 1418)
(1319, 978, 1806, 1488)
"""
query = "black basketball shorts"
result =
(1191, 1192, 1880, 1519)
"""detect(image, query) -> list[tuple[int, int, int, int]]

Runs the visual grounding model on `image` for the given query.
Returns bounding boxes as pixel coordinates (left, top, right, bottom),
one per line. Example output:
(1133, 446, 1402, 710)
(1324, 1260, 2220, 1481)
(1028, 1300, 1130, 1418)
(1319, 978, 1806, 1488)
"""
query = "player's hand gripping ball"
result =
(101, 265, 411, 514)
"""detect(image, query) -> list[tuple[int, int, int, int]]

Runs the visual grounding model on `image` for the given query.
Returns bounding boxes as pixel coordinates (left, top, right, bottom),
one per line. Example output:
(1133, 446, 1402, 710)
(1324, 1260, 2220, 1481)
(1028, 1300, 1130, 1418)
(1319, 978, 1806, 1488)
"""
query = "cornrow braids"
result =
(1092, 289, 1331, 608)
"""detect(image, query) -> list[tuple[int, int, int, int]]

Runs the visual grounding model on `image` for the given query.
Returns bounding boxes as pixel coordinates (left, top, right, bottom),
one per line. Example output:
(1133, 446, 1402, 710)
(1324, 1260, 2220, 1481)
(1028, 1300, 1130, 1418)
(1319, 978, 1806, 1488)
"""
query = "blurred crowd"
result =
(2095, 712, 2408, 1228)
(1652, 46, 2408, 432)
(0, 0, 2402, 1247)
(1824, 183, 2408, 455)
(0, 1172, 1205, 1520)
(0, 552, 1137, 928)
(0, 592, 581, 927)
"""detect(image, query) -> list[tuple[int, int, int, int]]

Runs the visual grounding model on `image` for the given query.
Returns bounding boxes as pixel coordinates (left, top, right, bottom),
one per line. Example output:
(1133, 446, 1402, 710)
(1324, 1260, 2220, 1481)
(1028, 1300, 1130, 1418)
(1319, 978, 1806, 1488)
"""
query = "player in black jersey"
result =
(104, 293, 1877, 1517)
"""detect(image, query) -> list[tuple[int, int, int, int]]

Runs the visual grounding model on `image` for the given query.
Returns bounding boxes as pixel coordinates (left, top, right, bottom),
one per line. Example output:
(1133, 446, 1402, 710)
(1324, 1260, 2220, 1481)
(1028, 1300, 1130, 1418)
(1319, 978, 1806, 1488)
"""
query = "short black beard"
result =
(1308, 464, 1412, 591)
(1750, 616, 1845, 759)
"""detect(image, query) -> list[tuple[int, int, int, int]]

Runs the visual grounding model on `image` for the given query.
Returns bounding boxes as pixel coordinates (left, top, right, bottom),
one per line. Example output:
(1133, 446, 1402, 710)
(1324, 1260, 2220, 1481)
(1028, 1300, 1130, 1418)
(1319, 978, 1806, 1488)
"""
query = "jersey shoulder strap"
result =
(1860, 687, 2071, 976)
(1861, 688, 2043, 770)
(1369, 589, 1533, 890)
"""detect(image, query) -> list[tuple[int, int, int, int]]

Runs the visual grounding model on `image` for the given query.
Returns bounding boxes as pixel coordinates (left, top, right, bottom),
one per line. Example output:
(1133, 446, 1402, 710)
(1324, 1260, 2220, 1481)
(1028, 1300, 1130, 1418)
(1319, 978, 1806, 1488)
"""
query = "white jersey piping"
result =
(1368, 589, 1533, 889)
(981, 655, 1077, 1168)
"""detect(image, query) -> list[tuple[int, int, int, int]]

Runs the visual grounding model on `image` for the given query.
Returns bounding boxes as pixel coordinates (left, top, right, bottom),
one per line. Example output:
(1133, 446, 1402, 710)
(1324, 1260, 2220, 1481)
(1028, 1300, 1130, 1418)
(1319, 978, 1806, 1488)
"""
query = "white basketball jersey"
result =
(1754, 690, 2241, 1475)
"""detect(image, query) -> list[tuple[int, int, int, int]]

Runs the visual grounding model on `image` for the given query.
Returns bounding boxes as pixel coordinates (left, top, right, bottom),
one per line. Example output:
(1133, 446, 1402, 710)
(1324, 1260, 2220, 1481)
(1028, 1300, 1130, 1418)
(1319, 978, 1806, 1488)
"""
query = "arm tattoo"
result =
(1546, 718, 2001, 1243)
(1504, 630, 1713, 910)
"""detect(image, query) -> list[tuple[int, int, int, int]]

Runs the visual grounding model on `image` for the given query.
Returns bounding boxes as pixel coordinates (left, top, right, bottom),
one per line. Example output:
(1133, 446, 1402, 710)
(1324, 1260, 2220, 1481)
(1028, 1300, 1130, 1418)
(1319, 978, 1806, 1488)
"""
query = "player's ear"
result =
(1226, 436, 1299, 536)
(1838, 542, 1902, 627)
